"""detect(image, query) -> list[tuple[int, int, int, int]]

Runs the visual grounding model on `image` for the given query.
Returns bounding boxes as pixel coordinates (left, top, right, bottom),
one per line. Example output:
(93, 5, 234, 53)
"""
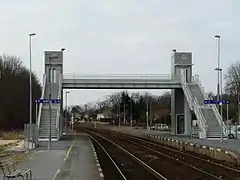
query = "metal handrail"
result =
(37, 74, 46, 130)
(181, 70, 207, 138)
(63, 74, 181, 80)
(208, 96, 227, 132)
(192, 74, 227, 134)
(180, 70, 193, 110)
(55, 73, 62, 139)
(193, 97, 207, 138)
(192, 75, 209, 99)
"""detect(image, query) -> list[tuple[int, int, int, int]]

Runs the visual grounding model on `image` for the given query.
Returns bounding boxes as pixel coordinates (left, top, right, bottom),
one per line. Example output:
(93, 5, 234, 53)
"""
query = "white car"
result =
(227, 125, 240, 139)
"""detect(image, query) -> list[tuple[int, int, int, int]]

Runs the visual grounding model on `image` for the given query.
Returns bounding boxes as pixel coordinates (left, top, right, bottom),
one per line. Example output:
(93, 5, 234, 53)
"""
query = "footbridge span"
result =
(37, 51, 226, 141)
(62, 74, 182, 89)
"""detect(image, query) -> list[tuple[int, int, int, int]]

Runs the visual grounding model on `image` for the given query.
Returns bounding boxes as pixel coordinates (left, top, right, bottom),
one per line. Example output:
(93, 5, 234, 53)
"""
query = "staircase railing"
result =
(192, 74, 227, 135)
(208, 96, 227, 134)
(37, 74, 46, 130)
(56, 73, 62, 140)
(180, 70, 194, 110)
(181, 70, 207, 138)
(193, 97, 207, 138)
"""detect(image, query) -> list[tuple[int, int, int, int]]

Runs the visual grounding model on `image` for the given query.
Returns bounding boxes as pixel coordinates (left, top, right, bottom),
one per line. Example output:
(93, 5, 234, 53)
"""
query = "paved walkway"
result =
(2, 134, 103, 180)
(55, 133, 102, 180)
(98, 125, 240, 154)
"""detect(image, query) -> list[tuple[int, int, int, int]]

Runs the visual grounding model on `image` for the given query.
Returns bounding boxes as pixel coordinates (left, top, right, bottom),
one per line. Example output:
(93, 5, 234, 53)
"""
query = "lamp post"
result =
(146, 95, 149, 130)
(29, 33, 36, 145)
(123, 103, 126, 124)
(61, 48, 66, 135)
(238, 91, 240, 125)
(65, 91, 70, 134)
(214, 35, 221, 112)
(48, 54, 59, 150)
(215, 67, 223, 142)
(118, 102, 121, 127)
(149, 96, 152, 130)
(237, 91, 240, 139)
(129, 97, 133, 128)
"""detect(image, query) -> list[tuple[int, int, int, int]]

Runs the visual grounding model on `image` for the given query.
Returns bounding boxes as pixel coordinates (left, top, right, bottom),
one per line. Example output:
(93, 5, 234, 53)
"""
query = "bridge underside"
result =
(62, 85, 182, 89)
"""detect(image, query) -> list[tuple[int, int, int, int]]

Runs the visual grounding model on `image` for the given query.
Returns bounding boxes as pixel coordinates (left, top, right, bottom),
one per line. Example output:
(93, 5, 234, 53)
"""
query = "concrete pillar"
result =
(184, 97, 192, 135)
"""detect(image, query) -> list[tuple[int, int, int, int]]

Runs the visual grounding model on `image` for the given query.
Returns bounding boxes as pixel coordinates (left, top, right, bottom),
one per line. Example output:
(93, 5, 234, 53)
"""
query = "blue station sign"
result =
(35, 99, 61, 104)
(204, 100, 230, 105)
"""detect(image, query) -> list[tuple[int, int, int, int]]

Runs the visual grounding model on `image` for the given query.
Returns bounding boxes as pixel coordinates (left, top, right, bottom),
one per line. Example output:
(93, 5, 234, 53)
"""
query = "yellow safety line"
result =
(52, 134, 76, 180)
(52, 169, 60, 180)
(64, 134, 76, 162)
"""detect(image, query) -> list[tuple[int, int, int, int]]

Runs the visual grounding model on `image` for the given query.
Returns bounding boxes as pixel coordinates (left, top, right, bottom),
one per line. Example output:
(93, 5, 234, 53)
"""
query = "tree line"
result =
(68, 91, 172, 125)
(0, 55, 41, 130)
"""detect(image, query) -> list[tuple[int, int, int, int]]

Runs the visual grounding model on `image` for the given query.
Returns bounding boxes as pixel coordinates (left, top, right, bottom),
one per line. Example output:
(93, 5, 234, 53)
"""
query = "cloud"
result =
(0, 0, 239, 104)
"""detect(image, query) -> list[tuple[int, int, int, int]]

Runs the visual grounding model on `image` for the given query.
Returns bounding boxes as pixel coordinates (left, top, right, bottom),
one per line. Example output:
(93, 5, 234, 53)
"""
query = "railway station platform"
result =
(8, 133, 103, 180)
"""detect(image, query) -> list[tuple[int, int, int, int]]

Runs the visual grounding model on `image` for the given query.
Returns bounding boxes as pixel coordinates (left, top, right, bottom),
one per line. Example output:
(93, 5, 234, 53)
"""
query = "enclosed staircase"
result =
(37, 74, 62, 141)
(180, 70, 226, 139)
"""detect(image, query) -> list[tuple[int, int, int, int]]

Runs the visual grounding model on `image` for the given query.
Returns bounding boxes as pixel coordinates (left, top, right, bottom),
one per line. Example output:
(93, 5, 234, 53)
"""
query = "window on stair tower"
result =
(185, 69, 188, 82)
(53, 68, 56, 83)
(49, 68, 52, 83)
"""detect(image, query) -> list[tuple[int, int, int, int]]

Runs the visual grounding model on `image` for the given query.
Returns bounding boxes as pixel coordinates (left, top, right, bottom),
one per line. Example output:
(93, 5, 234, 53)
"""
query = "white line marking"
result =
(52, 169, 60, 180)
(98, 167, 102, 172)
(100, 172, 104, 178)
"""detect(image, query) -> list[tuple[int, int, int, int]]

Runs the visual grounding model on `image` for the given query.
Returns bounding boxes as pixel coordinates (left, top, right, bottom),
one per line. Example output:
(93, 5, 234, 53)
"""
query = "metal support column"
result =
(48, 58, 52, 150)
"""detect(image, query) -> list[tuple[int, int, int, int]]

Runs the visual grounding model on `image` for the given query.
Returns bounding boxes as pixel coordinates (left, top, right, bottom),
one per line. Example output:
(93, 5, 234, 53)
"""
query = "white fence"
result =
(24, 124, 39, 148)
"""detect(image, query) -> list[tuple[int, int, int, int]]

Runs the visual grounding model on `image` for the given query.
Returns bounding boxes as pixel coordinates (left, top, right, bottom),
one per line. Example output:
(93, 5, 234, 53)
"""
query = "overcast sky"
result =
(0, 0, 239, 106)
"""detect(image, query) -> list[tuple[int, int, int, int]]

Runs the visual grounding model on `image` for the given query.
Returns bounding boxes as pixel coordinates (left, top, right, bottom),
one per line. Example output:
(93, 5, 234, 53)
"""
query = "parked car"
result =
(228, 125, 240, 139)
(151, 123, 169, 131)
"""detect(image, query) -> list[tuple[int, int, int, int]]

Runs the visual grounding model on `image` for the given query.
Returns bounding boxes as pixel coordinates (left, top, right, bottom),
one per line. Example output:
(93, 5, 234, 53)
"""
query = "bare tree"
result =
(0, 55, 41, 130)
(225, 61, 240, 95)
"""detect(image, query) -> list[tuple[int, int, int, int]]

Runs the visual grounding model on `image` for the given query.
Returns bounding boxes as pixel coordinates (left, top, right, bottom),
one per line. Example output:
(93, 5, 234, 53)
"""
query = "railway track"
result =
(90, 135, 127, 180)
(120, 133, 240, 180)
(87, 130, 167, 180)
(80, 127, 240, 180)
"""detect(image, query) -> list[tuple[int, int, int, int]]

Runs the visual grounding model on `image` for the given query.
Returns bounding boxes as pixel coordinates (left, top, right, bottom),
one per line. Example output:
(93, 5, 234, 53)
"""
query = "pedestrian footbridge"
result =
(37, 51, 227, 142)
(62, 74, 182, 89)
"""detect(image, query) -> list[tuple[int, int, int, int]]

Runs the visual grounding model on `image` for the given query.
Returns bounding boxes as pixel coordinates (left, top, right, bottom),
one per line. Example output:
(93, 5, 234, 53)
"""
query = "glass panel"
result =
(53, 68, 56, 83)
(48, 68, 52, 83)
